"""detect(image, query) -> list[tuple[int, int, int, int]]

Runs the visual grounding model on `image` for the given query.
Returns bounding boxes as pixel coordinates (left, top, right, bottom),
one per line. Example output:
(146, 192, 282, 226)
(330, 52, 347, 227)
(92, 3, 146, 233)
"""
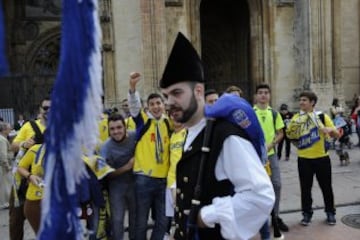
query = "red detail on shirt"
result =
(151, 133, 155, 142)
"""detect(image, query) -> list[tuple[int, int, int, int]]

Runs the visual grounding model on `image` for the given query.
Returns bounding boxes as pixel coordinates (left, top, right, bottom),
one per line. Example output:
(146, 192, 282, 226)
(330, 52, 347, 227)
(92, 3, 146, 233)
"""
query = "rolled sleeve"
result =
(128, 90, 142, 117)
(200, 136, 275, 240)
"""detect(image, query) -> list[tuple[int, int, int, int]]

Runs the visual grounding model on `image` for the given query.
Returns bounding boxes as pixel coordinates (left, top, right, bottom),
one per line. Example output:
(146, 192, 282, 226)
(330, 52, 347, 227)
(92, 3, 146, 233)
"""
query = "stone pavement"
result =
(251, 136, 360, 240)
(1, 138, 360, 239)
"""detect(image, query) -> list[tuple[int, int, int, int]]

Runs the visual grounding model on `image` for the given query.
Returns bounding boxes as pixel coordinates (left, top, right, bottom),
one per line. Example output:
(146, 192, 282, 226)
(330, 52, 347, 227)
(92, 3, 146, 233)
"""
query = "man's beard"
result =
(178, 94, 198, 124)
(112, 133, 126, 143)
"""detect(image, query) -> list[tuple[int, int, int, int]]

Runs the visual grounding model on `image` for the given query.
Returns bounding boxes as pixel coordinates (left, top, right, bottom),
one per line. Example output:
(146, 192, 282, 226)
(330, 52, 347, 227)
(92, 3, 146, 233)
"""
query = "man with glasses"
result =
(9, 97, 50, 240)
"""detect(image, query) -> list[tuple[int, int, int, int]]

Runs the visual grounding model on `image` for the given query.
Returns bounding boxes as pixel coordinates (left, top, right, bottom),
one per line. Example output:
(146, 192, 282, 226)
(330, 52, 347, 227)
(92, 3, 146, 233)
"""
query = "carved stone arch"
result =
(21, 26, 61, 117)
(186, 0, 270, 96)
(26, 26, 61, 75)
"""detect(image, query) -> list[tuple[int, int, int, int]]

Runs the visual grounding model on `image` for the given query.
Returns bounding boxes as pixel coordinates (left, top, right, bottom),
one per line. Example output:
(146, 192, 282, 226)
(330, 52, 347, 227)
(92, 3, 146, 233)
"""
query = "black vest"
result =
(174, 120, 250, 240)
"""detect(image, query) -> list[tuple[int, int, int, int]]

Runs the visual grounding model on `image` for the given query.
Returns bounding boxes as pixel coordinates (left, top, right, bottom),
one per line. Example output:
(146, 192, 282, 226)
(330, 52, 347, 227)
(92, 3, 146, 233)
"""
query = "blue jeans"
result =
(108, 180, 136, 240)
(134, 175, 167, 240)
(259, 219, 270, 240)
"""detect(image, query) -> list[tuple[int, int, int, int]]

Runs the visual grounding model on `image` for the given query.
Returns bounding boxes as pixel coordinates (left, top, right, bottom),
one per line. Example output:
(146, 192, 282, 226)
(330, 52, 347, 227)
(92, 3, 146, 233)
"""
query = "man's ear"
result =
(193, 83, 204, 97)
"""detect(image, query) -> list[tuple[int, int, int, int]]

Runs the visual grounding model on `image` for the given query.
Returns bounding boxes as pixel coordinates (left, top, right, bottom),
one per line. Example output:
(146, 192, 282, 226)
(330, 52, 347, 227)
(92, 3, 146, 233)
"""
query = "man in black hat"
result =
(277, 104, 293, 161)
(160, 32, 275, 240)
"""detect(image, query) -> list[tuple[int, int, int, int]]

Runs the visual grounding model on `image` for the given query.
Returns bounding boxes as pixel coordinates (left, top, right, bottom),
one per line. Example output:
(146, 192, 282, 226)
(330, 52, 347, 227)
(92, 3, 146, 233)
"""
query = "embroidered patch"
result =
(232, 109, 251, 128)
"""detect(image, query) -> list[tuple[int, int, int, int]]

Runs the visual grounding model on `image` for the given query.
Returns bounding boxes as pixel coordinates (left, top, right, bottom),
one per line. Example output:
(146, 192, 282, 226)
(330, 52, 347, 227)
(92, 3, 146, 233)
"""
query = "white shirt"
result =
(185, 118, 275, 240)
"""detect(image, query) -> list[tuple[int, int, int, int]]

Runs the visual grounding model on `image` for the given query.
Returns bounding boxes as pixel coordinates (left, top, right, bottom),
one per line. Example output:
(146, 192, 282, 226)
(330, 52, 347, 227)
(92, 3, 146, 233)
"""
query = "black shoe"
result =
(277, 217, 289, 232)
(272, 217, 283, 239)
(301, 214, 312, 226)
(326, 213, 336, 225)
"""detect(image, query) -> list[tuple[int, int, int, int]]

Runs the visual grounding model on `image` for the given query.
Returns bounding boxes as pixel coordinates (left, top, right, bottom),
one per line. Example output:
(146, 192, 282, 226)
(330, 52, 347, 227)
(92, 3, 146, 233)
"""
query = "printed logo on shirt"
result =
(232, 109, 251, 128)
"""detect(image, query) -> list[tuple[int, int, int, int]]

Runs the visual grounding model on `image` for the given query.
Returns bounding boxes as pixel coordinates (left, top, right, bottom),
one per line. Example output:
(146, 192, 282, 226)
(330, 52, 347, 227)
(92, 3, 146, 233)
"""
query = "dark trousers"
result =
(277, 135, 291, 159)
(298, 156, 336, 215)
(9, 188, 25, 240)
(24, 199, 41, 234)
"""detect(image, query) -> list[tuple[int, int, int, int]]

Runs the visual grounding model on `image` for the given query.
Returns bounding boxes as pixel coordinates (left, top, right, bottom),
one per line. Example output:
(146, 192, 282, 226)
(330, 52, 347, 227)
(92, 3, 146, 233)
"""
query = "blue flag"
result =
(0, 0, 8, 76)
(205, 94, 267, 164)
(38, 0, 102, 239)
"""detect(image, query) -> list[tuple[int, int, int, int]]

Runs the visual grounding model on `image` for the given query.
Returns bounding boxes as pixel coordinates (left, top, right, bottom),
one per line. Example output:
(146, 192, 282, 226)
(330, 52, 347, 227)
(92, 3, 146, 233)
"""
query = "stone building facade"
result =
(1, 0, 359, 118)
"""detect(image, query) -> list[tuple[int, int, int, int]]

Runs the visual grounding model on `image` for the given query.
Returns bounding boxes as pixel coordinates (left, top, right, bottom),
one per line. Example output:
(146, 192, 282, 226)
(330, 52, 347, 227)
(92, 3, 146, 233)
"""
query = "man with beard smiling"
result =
(128, 73, 171, 240)
(100, 113, 136, 240)
(160, 32, 275, 240)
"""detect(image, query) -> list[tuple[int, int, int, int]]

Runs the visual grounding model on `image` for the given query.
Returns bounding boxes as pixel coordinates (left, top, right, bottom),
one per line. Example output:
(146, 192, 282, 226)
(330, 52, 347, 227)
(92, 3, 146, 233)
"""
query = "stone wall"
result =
(341, 0, 360, 108)
(2, 0, 360, 114)
(273, 3, 296, 110)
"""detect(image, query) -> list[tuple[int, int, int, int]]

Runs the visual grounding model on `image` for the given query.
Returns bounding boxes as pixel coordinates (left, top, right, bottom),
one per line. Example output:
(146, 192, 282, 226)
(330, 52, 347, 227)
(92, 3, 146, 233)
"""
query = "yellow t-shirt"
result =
(167, 128, 186, 188)
(289, 113, 335, 158)
(13, 120, 46, 143)
(125, 117, 136, 131)
(133, 115, 171, 178)
(18, 144, 45, 201)
(98, 114, 109, 143)
(254, 106, 284, 156)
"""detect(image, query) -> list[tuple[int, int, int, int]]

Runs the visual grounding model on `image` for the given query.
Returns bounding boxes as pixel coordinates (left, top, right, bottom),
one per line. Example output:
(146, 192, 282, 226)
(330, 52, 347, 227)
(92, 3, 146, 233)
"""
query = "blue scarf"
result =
(205, 94, 267, 164)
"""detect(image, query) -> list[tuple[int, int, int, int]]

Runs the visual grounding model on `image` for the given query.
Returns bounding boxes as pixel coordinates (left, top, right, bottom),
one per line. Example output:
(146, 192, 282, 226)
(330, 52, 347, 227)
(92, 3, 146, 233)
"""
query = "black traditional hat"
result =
(159, 32, 204, 88)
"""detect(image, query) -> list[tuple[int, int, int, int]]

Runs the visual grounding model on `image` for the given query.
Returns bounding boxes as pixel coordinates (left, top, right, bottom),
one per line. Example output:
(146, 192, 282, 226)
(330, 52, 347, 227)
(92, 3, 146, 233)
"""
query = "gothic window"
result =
(28, 34, 60, 75)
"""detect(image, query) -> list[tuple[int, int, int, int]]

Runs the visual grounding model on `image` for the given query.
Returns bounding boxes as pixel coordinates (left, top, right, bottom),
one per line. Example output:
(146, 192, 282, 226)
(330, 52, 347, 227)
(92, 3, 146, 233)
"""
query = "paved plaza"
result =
(1, 137, 360, 239)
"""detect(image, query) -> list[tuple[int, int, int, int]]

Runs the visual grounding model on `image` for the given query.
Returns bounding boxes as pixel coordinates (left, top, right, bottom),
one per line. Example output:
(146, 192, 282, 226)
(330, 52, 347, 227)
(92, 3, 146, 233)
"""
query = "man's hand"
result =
(23, 138, 35, 149)
(197, 211, 207, 228)
(266, 143, 275, 152)
(129, 72, 141, 92)
(320, 127, 339, 138)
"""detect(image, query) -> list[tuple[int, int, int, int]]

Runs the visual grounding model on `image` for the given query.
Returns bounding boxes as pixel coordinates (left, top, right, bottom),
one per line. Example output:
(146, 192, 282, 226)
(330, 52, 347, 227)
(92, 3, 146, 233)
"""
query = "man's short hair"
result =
(299, 90, 318, 105)
(225, 85, 243, 95)
(255, 83, 271, 93)
(108, 113, 125, 126)
(147, 93, 164, 104)
(205, 89, 218, 97)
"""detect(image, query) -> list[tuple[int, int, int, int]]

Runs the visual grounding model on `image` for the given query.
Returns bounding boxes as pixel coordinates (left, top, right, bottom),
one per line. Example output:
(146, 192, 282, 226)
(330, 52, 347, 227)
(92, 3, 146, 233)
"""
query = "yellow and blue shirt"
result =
(287, 112, 335, 158)
(167, 128, 186, 188)
(18, 144, 45, 201)
(133, 113, 172, 178)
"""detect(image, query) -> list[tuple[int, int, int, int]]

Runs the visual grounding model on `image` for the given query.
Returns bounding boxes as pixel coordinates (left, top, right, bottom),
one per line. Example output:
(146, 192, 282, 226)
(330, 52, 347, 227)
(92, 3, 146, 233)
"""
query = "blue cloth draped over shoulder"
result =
(205, 94, 267, 164)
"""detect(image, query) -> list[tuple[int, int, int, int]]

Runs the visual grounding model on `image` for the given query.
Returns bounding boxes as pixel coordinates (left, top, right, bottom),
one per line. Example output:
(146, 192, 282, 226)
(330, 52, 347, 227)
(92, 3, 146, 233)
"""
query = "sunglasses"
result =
(42, 106, 51, 111)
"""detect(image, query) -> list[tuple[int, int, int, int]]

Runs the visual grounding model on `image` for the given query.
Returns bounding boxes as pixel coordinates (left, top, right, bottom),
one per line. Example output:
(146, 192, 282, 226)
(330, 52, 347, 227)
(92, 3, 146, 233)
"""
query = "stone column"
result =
(294, 0, 335, 110)
(99, 0, 117, 108)
(311, 0, 336, 109)
(332, 0, 344, 104)
(112, 0, 144, 102)
(294, 0, 312, 93)
(140, 0, 167, 94)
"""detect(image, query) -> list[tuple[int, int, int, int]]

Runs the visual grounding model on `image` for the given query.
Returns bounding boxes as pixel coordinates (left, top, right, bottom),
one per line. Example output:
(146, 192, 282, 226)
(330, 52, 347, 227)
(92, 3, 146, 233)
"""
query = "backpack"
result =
(318, 112, 325, 125)
(270, 109, 278, 131)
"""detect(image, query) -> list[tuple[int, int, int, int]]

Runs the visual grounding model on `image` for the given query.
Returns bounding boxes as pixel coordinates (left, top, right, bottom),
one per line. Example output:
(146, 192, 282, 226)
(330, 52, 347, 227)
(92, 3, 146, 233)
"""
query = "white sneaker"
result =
(273, 234, 284, 240)
(163, 233, 170, 240)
